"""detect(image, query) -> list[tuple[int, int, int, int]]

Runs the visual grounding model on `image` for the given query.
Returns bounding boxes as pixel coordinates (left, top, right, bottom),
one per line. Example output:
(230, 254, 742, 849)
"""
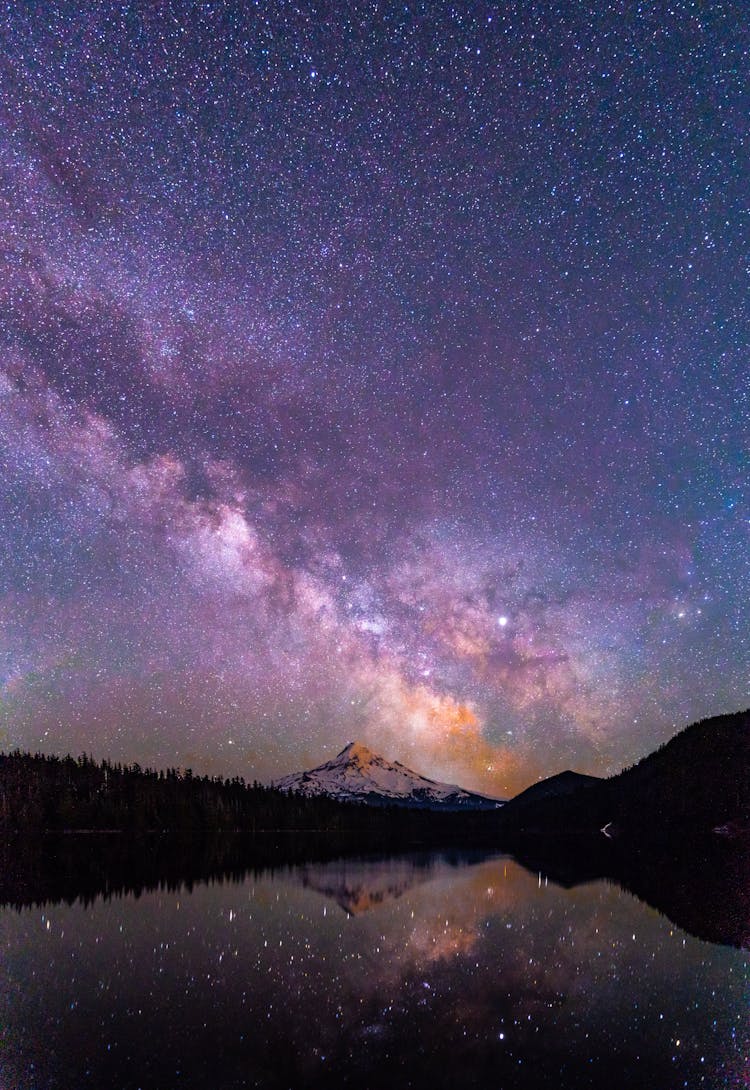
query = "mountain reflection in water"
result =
(0, 835, 747, 1089)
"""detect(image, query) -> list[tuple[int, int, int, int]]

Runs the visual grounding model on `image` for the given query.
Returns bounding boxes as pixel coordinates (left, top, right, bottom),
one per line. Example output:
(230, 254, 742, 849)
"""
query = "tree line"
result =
(0, 750, 500, 837)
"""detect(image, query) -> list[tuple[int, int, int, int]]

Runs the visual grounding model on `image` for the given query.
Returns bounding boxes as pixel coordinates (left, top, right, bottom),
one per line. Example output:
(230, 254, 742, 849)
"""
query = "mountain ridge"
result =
(274, 740, 505, 810)
(498, 709, 750, 835)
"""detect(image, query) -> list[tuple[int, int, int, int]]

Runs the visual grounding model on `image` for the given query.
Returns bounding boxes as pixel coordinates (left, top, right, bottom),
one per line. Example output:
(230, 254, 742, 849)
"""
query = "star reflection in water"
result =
(0, 842, 747, 1089)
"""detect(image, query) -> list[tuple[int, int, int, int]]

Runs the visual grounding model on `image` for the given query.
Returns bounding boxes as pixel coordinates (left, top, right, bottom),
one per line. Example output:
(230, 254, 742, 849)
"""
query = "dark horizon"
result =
(2, 708, 747, 843)
(2, 702, 747, 794)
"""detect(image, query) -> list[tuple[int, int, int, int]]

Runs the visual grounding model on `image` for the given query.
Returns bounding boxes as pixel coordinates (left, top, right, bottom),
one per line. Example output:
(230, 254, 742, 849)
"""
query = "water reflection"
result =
(0, 839, 747, 1089)
(294, 849, 496, 916)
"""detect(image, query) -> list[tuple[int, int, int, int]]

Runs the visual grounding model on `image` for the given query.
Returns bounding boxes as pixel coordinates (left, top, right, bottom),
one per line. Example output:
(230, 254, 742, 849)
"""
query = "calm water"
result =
(0, 847, 748, 1089)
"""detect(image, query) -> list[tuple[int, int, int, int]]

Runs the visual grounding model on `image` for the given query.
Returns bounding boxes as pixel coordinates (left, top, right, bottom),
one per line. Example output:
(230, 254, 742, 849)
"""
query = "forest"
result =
(0, 749, 500, 839)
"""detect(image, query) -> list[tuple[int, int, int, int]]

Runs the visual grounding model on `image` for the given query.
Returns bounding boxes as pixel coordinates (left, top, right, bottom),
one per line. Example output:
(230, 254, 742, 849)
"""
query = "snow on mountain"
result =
(274, 741, 504, 810)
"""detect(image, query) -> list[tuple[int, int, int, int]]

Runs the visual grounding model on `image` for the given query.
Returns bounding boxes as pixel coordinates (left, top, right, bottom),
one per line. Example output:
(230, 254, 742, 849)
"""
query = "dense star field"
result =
(0, 1, 747, 795)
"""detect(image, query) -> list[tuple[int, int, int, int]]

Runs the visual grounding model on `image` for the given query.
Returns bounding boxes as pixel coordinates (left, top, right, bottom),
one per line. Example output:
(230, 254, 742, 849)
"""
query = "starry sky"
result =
(0, 0, 747, 795)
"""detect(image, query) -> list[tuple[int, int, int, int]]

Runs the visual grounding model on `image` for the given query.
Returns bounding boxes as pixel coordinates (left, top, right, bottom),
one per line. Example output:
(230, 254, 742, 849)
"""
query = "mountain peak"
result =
(335, 741, 377, 763)
(274, 744, 505, 811)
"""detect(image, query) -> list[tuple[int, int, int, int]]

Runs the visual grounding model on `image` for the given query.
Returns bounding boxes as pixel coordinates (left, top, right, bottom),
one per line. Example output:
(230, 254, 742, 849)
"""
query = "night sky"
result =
(0, 1, 747, 794)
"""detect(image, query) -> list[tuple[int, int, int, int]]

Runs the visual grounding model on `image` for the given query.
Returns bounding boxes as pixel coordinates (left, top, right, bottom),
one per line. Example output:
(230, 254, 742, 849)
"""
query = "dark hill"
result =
(502, 770, 601, 812)
(499, 709, 750, 836)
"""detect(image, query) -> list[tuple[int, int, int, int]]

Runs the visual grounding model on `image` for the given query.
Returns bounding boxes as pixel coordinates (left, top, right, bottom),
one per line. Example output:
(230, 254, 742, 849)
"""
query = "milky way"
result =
(0, 2, 747, 793)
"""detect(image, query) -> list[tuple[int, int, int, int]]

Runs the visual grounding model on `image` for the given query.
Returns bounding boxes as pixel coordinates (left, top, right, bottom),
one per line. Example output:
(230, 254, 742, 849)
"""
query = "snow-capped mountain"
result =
(274, 741, 504, 810)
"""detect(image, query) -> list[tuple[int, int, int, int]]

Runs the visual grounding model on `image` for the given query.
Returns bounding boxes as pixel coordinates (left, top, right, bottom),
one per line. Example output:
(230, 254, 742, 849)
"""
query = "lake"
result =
(0, 842, 747, 1089)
